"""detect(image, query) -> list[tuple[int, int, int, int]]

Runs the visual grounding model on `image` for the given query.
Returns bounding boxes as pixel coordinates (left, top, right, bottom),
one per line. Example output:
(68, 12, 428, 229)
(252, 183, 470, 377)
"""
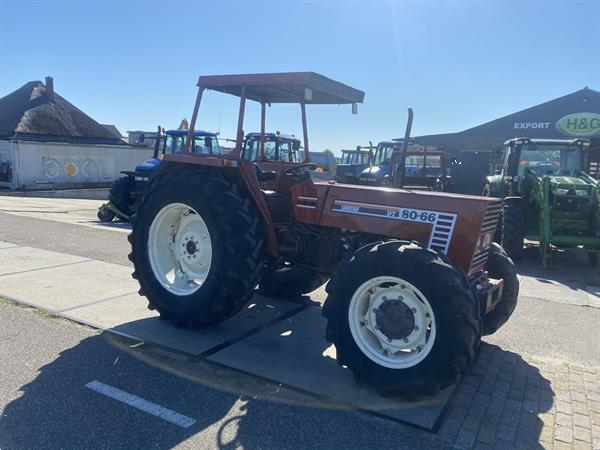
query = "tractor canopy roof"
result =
(166, 129, 218, 137)
(505, 137, 591, 147)
(197, 72, 365, 105)
(245, 132, 299, 142)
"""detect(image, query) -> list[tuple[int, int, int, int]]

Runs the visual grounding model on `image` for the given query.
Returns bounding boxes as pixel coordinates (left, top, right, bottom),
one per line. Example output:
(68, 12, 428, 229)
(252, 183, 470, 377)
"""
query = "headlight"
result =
(555, 188, 569, 195)
(575, 189, 589, 197)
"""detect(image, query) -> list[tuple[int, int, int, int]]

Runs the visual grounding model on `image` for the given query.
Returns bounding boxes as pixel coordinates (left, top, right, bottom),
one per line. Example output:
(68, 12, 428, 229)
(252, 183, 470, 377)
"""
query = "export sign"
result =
(556, 112, 600, 137)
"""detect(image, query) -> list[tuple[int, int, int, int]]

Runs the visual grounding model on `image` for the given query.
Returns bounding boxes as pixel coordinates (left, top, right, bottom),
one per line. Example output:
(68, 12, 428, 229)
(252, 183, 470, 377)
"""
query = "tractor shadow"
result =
(516, 245, 600, 297)
(0, 317, 445, 449)
(0, 333, 235, 449)
(436, 343, 555, 448)
(0, 307, 556, 449)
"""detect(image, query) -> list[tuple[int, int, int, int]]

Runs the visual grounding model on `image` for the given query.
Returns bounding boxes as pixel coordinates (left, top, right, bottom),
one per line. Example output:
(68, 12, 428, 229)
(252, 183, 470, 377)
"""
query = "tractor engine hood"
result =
(359, 164, 391, 182)
(547, 175, 596, 197)
(291, 180, 503, 275)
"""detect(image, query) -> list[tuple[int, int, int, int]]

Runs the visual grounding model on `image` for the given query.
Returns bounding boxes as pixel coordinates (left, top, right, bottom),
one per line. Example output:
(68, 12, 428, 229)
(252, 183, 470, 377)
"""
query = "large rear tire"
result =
(109, 175, 136, 219)
(322, 240, 481, 395)
(260, 265, 329, 298)
(128, 167, 265, 328)
(501, 198, 525, 260)
(482, 243, 519, 335)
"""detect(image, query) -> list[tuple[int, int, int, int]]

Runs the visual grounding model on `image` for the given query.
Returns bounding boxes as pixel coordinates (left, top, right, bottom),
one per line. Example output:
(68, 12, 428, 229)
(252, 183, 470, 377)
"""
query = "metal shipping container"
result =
(0, 140, 153, 190)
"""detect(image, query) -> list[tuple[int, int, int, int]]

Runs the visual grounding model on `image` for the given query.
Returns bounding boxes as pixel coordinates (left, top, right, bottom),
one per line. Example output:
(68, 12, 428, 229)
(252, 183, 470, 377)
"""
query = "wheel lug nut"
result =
(400, 284, 406, 289)
(411, 307, 417, 313)
(382, 296, 387, 301)
(372, 308, 378, 313)
(417, 346, 422, 352)
(387, 338, 392, 343)
(414, 325, 419, 331)
(403, 338, 409, 343)
(359, 321, 366, 327)
(398, 296, 403, 300)
(425, 313, 430, 318)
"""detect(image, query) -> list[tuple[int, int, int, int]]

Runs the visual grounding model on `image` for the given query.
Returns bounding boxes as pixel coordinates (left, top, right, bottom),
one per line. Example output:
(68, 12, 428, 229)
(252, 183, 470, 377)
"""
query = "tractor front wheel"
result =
(501, 198, 526, 260)
(97, 206, 115, 223)
(109, 175, 136, 219)
(322, 240, 481, 395)
(483, 243, 519, 335)
(128, 168, 265, 328)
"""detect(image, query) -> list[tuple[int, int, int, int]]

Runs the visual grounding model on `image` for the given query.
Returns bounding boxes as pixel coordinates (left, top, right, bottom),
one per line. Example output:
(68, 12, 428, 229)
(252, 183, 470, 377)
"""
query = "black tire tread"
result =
(128, 166, 264, 328)
(483, 243, 519, 335)
(501, 199, 525, 260)
(109, 175, 135, 218)
(322, 240, 481, 396)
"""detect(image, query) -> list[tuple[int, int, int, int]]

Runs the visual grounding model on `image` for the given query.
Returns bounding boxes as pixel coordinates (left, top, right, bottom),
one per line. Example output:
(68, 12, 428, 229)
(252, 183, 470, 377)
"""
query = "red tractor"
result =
(129, 72, 518, 395)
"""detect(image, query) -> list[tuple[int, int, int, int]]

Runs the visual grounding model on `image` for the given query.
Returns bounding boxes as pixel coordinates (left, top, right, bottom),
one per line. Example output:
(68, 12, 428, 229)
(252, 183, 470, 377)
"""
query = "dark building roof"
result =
(0, 78, 125, 145)
(415, 87, 600, 151)
(101, 124, 123, 139)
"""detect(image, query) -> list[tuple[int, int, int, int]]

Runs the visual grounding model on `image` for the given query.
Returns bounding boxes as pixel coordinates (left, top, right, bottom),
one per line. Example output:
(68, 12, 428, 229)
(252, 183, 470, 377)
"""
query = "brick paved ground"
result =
(437, 344, 600, 449)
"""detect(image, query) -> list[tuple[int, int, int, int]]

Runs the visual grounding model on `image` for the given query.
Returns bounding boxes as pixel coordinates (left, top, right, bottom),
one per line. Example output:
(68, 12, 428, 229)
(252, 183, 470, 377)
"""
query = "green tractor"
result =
(484, 137, 599, 267)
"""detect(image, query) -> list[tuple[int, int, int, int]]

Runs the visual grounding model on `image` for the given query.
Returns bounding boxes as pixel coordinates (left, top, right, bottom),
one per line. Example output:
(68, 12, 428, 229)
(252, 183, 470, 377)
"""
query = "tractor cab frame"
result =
(242, 132, 302, 164)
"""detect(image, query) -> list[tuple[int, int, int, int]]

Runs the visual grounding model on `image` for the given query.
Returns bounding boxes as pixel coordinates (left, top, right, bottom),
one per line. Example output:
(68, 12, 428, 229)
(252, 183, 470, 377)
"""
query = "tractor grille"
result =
(469, 200, 502, 273)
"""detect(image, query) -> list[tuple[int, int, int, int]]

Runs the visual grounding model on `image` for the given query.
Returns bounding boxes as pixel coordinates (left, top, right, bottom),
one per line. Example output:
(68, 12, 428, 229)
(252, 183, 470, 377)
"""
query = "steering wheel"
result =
(284, 163, 318, 177)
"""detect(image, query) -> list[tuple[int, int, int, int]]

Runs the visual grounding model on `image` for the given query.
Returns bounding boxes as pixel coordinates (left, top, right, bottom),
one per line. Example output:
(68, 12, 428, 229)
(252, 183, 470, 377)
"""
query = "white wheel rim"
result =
(348, 276, 436, 369)
(148, 203, 212, 296)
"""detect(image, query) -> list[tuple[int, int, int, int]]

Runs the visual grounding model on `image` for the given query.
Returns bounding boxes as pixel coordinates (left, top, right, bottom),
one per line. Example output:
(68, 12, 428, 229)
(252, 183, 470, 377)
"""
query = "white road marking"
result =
(85, 380, 196, 428)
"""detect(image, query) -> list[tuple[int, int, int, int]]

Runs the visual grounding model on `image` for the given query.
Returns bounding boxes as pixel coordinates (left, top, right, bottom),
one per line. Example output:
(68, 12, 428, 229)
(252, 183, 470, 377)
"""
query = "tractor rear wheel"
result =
(260, 265, 329, 298)
(501, 198, 525, 260)
(109, 175, 136, 219)
(128, 167, 264, 328)
(483, 243, 519, 335)
(322, 240, 481, 395)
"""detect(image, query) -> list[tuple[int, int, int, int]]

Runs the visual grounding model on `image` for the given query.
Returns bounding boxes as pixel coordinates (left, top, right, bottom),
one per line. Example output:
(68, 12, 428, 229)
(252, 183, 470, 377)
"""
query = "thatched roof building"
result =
(0, 77, 124, 145)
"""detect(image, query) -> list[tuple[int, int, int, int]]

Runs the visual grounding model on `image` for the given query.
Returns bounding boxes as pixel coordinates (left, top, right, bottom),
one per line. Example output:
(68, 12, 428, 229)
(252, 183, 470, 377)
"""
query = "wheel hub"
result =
(348, 276, 437, 369)
(185, 239, 197, 255)
(148, 203, 212, 296)
(375, 299, 415, 340)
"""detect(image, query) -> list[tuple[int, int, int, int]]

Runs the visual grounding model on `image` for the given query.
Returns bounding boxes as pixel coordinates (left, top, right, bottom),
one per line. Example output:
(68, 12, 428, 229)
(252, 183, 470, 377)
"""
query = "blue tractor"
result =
(97, 129, 221, 222)
(358, 139, 453, 191)
(97, 129, 299, 222)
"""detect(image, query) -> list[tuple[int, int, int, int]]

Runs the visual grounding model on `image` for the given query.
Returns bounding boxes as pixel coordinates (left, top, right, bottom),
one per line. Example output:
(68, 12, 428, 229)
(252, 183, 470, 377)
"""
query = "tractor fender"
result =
(149, 157, 279, 258)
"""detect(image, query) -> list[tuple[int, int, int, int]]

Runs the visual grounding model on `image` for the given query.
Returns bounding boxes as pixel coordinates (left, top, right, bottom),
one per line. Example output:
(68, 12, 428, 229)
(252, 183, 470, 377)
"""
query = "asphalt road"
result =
(0, 211, 131, 266)
(2, 208, 600, 448)
(2, 210, 598, 366)
(0, 300, 443, 449)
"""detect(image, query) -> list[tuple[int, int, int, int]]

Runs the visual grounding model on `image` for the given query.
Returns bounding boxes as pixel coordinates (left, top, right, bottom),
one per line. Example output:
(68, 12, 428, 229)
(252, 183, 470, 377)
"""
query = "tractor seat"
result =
(254, 163, 277, 182)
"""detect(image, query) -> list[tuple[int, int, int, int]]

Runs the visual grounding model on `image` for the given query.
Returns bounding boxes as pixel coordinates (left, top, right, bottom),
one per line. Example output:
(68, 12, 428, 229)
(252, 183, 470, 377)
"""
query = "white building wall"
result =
(0, 140, 153, 190)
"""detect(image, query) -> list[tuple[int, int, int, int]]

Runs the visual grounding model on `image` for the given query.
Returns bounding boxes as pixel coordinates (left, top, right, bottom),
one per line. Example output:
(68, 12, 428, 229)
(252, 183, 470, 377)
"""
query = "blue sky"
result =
(1, 1, 598, 153)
